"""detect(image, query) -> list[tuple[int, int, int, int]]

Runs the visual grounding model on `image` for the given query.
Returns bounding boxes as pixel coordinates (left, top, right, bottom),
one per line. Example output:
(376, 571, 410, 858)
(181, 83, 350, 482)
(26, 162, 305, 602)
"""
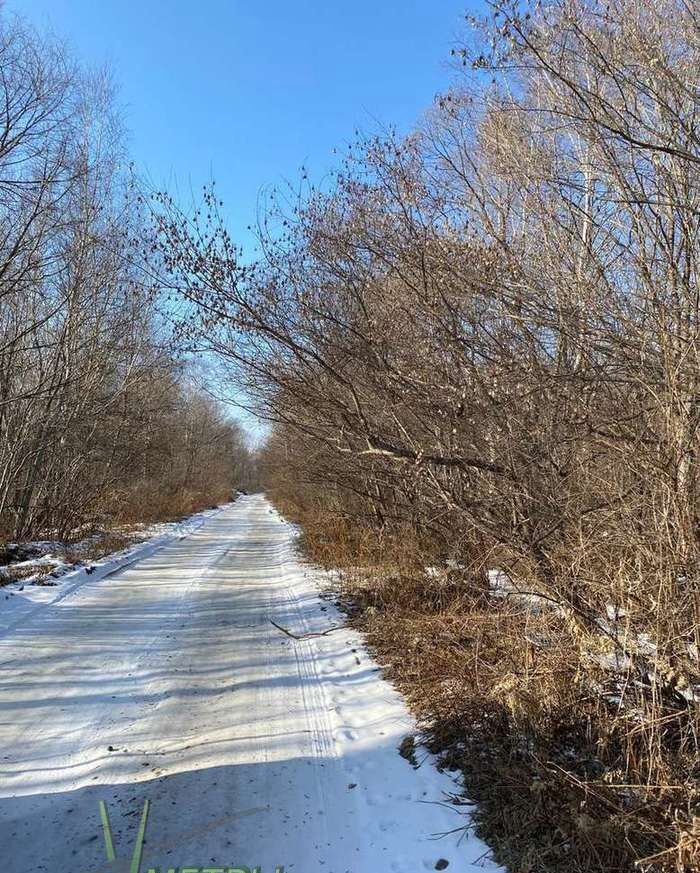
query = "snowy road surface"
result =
(0, 495, 498, 873)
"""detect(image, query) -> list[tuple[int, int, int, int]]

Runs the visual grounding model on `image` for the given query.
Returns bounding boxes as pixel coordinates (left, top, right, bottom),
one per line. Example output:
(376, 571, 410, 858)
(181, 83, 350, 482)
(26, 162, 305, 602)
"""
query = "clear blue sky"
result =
(11, 0, 474, 256)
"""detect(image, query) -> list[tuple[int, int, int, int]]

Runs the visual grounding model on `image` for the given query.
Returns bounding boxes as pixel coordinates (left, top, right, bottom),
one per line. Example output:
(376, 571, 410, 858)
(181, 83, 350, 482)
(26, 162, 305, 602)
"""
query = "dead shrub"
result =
(313, 551, 700, 873)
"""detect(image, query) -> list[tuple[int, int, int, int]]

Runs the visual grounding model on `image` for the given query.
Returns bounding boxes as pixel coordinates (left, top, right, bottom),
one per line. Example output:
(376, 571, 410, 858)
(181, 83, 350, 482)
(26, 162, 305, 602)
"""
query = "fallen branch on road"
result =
(269, 618, 343, 640)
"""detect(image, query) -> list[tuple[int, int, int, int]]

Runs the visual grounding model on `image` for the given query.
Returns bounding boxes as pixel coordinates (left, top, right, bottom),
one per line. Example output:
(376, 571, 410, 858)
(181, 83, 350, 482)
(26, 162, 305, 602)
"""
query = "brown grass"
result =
(291, 509, 700, 873)
(114, 486, 228, 526)
(0, 561, 60, 585)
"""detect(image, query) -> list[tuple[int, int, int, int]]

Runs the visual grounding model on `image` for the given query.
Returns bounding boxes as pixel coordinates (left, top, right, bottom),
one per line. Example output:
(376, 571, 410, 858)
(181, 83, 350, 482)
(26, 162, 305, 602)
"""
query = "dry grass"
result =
(0, 530, 138, 587)
(292, 509, 700, 873)
(0, 561, 60, 585)
(64, 530, 136, 563)
(114, 487, 227, 526)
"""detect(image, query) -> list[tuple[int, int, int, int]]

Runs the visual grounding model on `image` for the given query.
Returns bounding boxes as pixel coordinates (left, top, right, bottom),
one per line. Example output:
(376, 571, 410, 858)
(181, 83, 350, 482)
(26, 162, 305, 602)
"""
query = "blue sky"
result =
(10, 1, 475, 439)
(12, 1, 473, 257)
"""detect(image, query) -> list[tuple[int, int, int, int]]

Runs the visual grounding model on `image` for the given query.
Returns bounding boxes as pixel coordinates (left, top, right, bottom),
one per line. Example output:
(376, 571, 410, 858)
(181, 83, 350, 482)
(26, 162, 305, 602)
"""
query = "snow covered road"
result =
(0, 495, 498, 873)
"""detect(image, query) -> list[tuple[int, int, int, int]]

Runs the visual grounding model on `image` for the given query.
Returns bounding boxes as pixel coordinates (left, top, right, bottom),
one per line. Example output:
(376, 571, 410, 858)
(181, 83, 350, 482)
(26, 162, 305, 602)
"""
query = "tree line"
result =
(153, 1, 700, 868)
(0, 17, 253, 543)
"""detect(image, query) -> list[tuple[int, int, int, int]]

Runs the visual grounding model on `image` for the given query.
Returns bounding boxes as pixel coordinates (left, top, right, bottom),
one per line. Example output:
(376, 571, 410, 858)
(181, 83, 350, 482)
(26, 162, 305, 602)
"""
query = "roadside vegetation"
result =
(0, 17, 255, 567)
(153, 1, 700, 870)
(4, 0, 699, 870)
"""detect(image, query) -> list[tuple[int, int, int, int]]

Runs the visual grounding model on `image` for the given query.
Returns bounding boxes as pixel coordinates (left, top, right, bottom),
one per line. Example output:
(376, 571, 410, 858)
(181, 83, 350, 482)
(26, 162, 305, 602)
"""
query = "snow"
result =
(0, 504, 227, 636)
(0, 495, 501, 873)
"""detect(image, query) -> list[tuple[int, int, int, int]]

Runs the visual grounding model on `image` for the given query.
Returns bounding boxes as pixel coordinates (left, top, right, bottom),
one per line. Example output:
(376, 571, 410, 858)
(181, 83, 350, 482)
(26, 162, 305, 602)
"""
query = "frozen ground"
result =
(0, 495, 499, 873)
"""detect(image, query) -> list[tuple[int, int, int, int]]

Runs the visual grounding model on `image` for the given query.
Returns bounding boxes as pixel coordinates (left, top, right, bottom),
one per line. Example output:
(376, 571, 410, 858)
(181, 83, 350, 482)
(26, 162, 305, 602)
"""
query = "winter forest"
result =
(0, 18, 256, 543)
(2, 2, 700, 871)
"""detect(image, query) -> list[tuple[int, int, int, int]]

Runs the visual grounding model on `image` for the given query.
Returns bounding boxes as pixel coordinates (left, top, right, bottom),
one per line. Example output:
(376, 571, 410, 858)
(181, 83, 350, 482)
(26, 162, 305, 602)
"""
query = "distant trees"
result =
(153, 1, 700, 867)
(0, 16, 251, 542)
